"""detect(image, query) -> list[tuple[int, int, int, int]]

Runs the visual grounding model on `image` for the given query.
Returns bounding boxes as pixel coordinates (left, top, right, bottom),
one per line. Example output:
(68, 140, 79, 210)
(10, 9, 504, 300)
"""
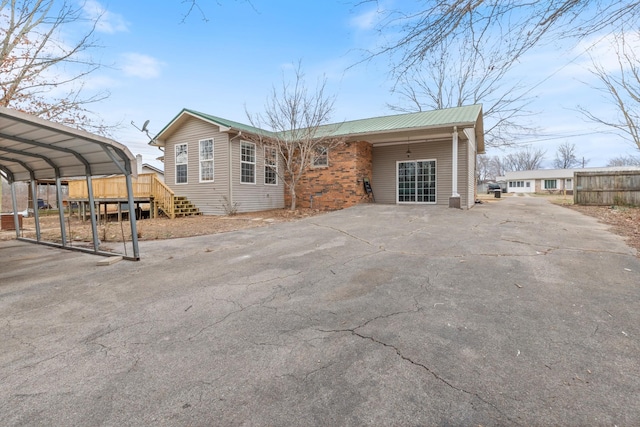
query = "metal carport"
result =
(0, 106, 140, 260)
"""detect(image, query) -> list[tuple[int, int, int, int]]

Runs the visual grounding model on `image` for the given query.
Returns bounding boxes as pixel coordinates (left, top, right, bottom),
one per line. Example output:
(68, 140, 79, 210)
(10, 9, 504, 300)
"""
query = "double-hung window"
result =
(199, 138, 214, 182)
(175, 143, 188, 184)
(313, 146, 328, 167)
(544, 179, 557, 189)
(264, 146, 278, 185)
(241, 141, 256, 184)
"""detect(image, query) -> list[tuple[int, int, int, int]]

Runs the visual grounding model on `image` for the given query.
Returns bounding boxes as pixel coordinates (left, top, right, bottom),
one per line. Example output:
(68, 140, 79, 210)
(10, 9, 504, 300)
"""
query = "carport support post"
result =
(55, 176, 67, 246)
(30, 179, 41, 241)
(86, 175, 100, 251)
(10, 181, 20, 238)
(125, 173, 140, 259)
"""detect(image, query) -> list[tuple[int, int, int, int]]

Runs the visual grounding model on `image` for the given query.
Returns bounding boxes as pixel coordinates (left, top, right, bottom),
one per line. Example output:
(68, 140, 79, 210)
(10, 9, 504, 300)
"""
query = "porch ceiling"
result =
(0, 107, 136, 182)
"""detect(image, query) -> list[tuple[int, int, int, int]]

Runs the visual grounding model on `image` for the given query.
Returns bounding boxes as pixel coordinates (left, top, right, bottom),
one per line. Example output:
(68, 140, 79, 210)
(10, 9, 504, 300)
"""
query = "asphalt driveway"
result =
(1, 195, 639, 426)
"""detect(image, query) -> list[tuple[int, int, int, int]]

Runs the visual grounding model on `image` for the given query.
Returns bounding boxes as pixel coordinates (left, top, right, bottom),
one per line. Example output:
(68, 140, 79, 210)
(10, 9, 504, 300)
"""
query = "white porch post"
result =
(451, 126, 459, 198)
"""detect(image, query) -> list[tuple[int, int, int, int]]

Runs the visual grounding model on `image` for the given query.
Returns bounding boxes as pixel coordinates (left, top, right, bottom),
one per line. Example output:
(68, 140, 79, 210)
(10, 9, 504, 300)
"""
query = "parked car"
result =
(486, 183, 502, 194)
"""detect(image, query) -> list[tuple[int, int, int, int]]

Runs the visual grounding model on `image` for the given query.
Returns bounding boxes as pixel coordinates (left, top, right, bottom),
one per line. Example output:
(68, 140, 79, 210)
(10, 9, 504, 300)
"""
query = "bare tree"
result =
(488, 156, 506, 180)
(246, 63, 344, 210)
(607, 154, 640, 166)
(476, 154, 491, 183)
(578, 31, 640, 153)
(359, 1, 640, 80)
(503, 147, 546, 171)
(0, 0, 108, 132)
(180, 0, 256, 22)
(553, 142, 583, 168)
(388, 17, 535, 148)
(358, 1, 640, 148)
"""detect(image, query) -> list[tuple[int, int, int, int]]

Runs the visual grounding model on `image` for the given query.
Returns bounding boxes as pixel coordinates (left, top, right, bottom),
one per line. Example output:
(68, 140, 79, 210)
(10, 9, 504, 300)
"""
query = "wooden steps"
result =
(172, 196, 202, 217)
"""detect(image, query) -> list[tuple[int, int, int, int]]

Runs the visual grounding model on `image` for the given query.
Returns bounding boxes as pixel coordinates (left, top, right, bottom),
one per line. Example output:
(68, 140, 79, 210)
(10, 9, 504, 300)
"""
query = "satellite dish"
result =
(142, 120, 150, 133)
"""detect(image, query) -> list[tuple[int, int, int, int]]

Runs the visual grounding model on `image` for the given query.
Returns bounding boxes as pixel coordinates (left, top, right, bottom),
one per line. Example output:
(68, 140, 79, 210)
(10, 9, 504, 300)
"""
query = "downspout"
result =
(229, 131, 243, 210)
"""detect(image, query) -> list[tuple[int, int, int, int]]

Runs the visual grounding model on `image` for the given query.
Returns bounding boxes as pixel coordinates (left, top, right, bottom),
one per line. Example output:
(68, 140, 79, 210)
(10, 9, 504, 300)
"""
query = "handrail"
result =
(149, 176, 175, 219)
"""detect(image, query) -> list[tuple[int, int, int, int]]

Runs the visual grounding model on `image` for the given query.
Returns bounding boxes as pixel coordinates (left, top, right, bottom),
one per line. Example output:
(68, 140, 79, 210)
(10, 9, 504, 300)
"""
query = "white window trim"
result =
(240, 141, 256, 185)
(199, 138, 214, 183)
(544, 179, 558, 190)
(175, 143, 188, 185)
(312, 146, 329, 168)
(264, 145, 278, 186)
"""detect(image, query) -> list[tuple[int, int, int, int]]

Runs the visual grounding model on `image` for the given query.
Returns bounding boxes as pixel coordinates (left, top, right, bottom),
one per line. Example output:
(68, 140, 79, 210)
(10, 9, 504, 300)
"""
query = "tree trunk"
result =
(289, 186, 297, 210)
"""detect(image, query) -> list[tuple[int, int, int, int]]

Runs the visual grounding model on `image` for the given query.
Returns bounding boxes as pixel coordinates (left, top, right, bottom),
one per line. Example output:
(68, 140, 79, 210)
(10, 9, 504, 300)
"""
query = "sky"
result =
(62, 0, 640, 170)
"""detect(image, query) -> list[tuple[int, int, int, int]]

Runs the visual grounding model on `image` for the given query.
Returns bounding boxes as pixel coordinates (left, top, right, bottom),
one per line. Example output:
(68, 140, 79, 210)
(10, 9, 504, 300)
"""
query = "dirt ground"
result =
(0, 208, 327, 243)
(565, 203, 640, 256)
(2, 197, 639, 258)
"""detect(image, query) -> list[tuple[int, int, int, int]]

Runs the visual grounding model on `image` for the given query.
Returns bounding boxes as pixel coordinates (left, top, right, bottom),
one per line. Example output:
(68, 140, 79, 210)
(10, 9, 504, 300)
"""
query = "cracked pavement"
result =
(1, 196, 639, 426)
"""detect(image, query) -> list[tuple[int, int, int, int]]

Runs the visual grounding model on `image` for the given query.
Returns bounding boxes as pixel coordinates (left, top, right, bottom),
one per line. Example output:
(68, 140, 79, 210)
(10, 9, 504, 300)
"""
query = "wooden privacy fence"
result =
(574, 171, 640, 206)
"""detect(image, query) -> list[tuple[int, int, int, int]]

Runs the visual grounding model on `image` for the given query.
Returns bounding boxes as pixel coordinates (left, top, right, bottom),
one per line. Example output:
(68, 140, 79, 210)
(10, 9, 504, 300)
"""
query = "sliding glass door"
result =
(397, 160, 436, 203)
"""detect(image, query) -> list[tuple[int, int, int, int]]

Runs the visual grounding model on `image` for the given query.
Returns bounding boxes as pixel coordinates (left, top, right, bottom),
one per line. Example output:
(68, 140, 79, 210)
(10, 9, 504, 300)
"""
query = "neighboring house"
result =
(135, 154, 165, 182)
(151, 105, 485, 215)
(142, 163, 164, 182)
(503, 166, 640, 194)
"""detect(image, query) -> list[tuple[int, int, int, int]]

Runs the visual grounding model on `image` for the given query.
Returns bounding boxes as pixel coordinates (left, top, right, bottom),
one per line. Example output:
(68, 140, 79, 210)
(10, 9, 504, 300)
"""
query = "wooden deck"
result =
(68, 173, 193, 219)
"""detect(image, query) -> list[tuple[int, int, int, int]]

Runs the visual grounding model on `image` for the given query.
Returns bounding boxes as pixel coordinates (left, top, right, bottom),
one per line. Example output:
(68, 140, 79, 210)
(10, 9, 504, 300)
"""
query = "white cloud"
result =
(83, 0, 129, 34)
(350, 8, 381, 31)
(573, 31, 640, 74)
(120, 53, 164, 79)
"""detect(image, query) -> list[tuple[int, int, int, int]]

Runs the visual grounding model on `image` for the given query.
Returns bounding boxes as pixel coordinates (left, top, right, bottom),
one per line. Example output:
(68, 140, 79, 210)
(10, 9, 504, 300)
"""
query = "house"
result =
(502, 166, 640, 194)
(151, 105, 485, 215)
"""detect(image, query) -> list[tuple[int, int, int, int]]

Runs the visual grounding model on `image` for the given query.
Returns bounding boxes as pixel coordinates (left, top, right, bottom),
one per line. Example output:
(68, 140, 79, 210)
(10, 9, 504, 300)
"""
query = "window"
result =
(264, 146, 278, 185)
(199, 138, 214, 182)
(565, 178, 573, 190)
(241, 141, 256, 184)
(544, 179, 557, 189)
(313, 146, 328, 167)
(175, 143, 188, 184)
(509, 181, 525, 188)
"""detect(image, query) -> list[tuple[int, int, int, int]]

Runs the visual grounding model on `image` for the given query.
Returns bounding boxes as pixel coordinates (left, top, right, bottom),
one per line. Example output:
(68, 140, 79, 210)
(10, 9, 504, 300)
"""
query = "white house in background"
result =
(502, 166, 640, 194)
(135, 154, 164, 182)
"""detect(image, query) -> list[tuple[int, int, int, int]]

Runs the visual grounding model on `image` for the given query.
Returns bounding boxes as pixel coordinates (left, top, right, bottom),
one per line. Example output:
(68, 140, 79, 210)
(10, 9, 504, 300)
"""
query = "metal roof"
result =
(315, 104, 483, 137)
(0, 106, 137, 182)
(153, 105, 485, 153)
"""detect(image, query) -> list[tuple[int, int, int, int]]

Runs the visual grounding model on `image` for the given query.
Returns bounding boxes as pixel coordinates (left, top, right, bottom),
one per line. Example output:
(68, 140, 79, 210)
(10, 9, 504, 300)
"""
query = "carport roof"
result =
(0, 107, 136, 182)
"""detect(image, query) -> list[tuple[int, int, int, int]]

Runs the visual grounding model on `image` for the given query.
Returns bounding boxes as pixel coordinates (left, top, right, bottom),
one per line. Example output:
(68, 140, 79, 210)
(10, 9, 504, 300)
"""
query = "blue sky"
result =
(76, 0, 639, 169)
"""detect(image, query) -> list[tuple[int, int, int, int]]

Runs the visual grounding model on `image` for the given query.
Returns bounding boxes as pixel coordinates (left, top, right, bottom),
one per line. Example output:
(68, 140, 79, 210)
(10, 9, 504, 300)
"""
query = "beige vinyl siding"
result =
(164, 117, 230, 215)
(372, 140, 453, 206)
(231, 140, 285, 212)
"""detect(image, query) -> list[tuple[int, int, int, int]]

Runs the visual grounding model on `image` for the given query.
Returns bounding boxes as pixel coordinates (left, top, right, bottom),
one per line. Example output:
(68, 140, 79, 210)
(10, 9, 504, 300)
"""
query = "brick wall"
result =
(286, 140, 373, 210)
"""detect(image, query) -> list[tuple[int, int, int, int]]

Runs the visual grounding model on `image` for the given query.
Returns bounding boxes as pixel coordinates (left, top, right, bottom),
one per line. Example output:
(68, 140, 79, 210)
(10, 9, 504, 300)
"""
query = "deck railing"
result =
(150, 177, 175, 219)
(68, 173, 176, 219)
(68, 173, 156, 199)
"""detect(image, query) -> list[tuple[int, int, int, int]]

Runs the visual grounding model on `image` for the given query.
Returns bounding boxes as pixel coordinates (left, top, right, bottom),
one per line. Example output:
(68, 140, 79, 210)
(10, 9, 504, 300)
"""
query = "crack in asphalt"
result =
(316, 310, 520, 426)
(310, 222, 375, 247)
